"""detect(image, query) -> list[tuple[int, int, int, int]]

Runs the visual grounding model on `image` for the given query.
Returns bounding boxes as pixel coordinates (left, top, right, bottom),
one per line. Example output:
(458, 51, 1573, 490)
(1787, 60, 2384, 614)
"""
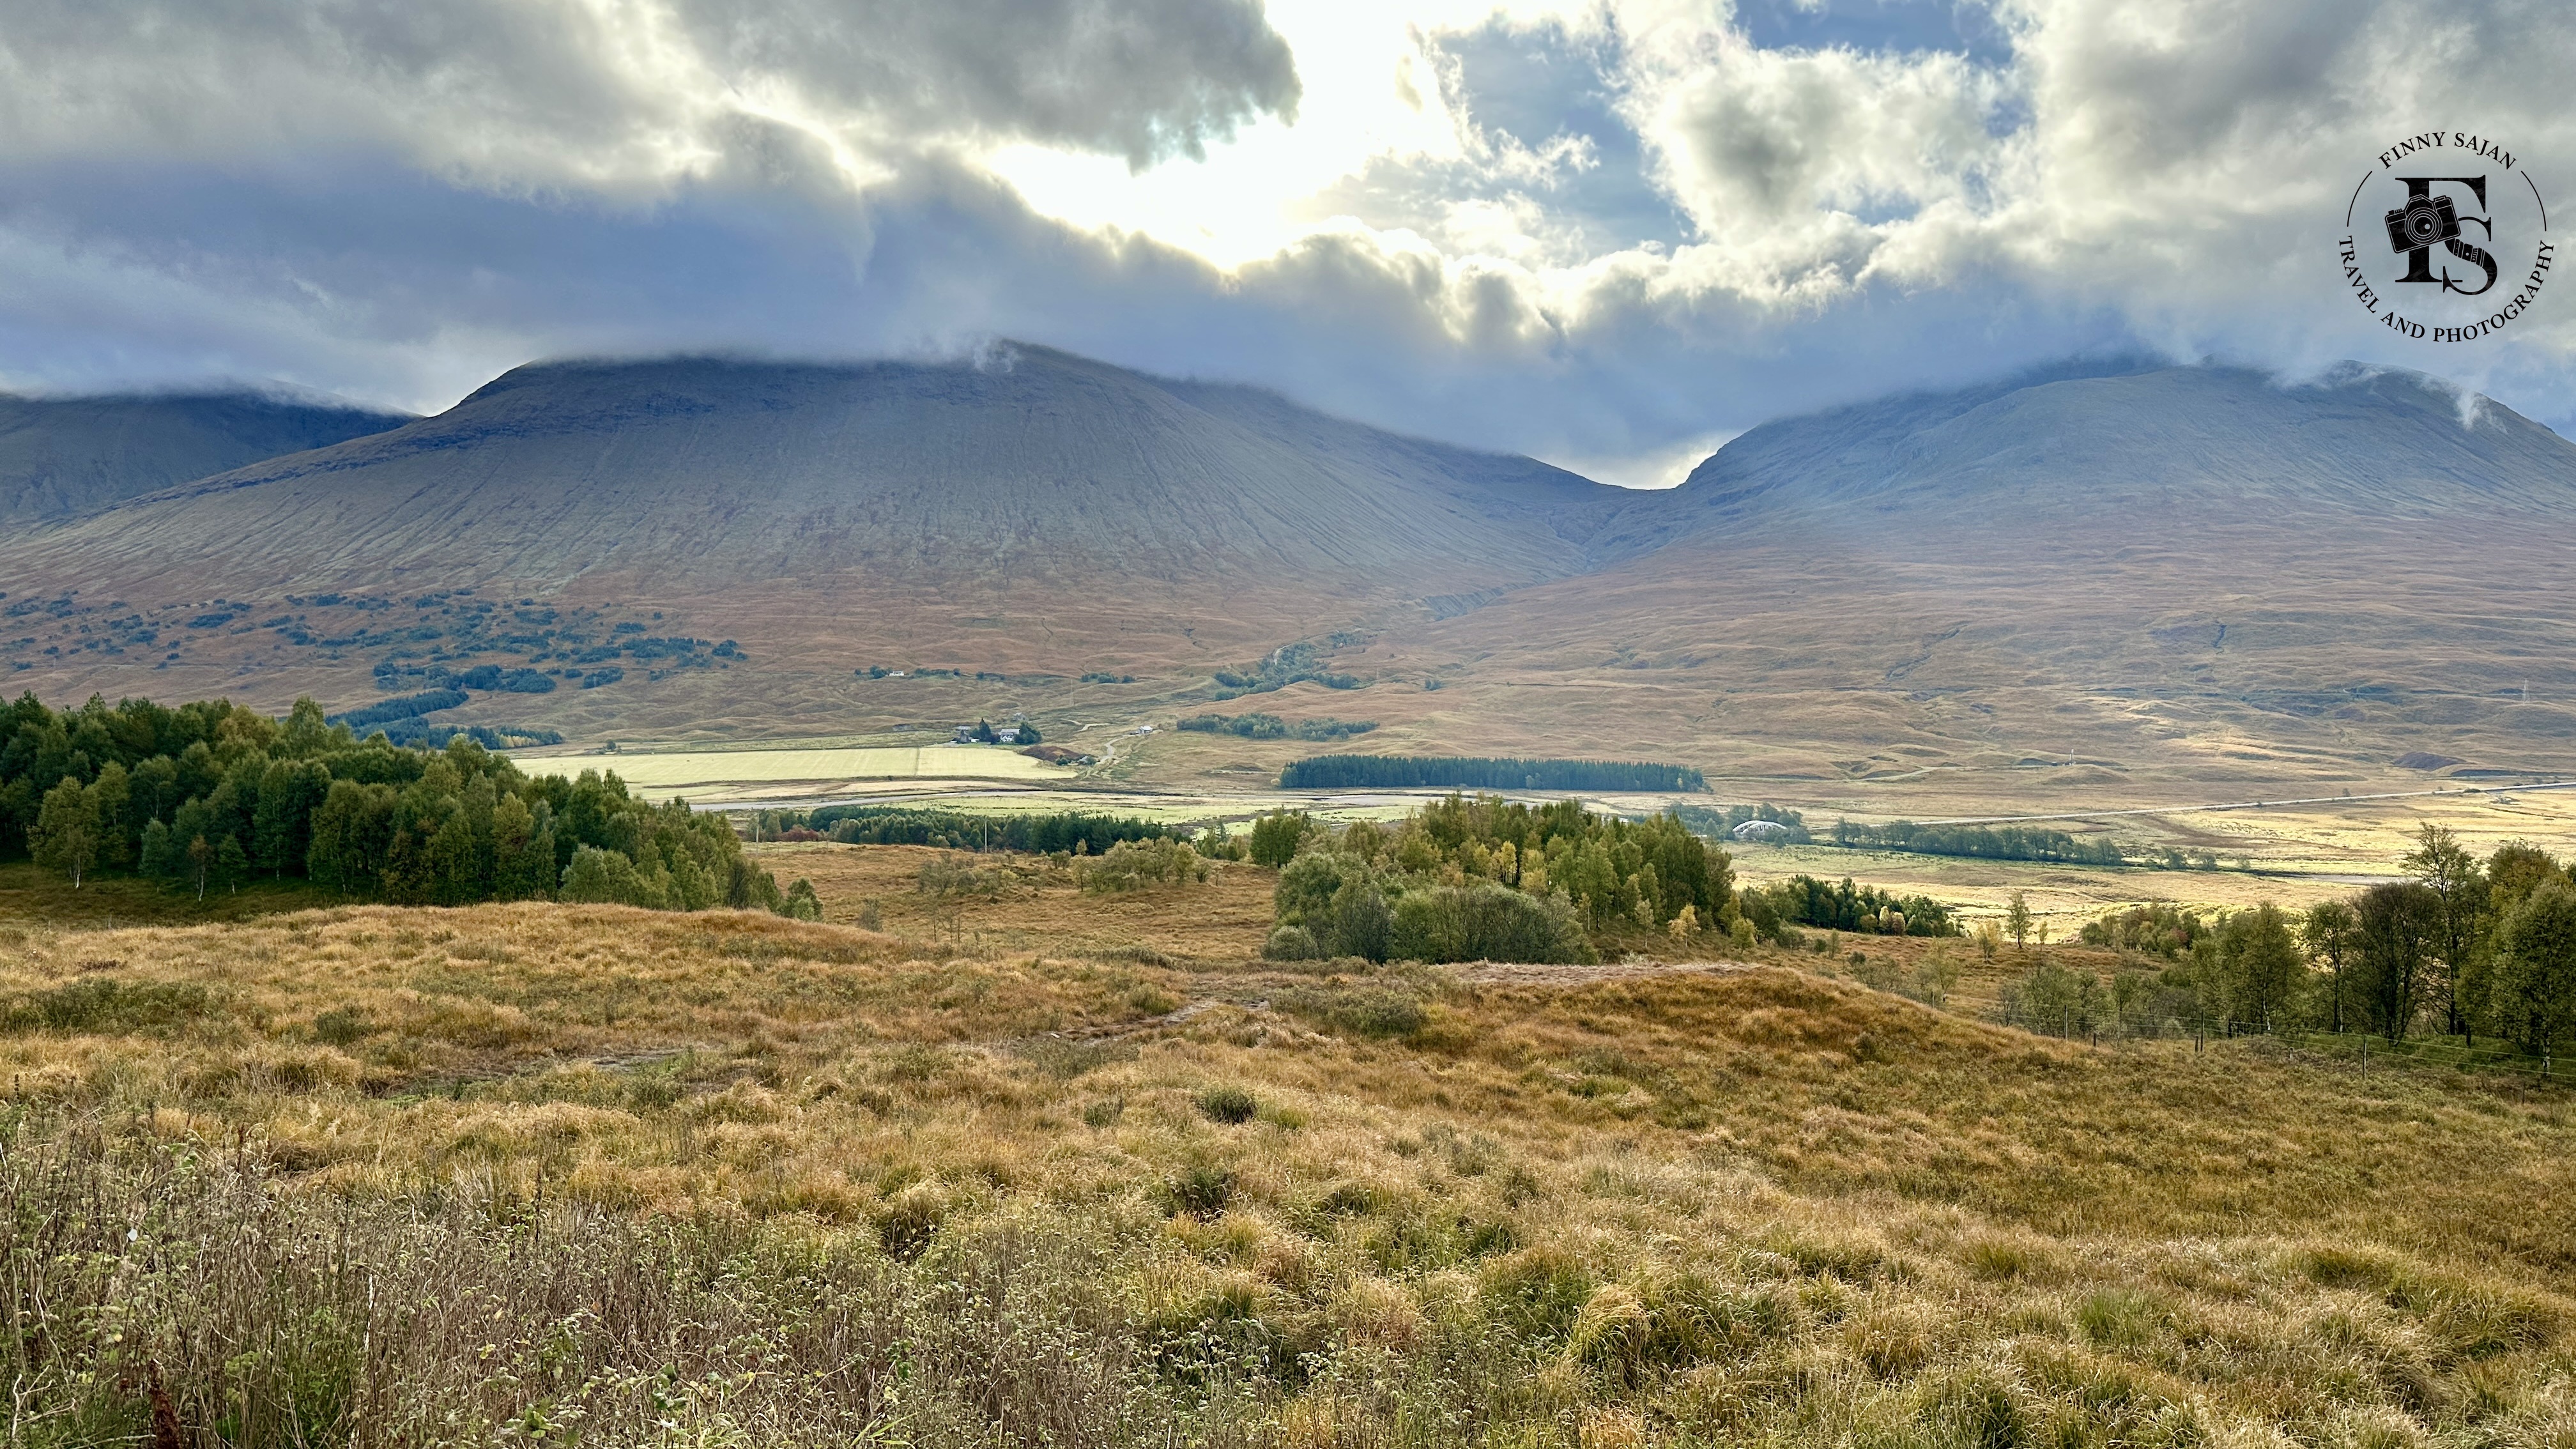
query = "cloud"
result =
(0, 0, 1300, 189)
(1, 0, 2573, 479)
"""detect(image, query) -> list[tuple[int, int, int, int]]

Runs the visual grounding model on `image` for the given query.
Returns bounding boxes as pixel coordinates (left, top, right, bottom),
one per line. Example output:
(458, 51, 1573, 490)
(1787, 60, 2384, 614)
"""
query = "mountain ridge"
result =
(0, 389, 411, 522)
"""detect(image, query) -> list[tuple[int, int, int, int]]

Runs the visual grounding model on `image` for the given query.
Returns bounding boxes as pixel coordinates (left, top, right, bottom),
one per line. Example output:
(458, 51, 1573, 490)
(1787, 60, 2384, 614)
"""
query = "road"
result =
(1922, 778, 2576, 827)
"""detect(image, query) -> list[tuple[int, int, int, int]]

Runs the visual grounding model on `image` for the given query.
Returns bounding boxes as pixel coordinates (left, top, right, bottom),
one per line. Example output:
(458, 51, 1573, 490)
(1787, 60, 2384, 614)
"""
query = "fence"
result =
(1993, 1004, 2560, 1083)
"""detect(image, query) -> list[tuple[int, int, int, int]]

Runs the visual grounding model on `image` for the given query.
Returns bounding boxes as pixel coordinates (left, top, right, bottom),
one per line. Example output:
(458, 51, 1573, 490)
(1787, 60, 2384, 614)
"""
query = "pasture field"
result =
(1, 841, 2570, 1446)
(561, 742, 1071, 799)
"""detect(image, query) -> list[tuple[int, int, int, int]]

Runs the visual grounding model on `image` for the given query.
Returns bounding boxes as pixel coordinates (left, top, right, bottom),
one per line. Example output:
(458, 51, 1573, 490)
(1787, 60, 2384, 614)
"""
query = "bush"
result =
(1276, 852, 1393, 962)
(917, 854, 1006, 898)
(1262, 924, 1321, 961)
(781, 878, 823, 921)
(1390, 883, 1594, 965)
(1075, 838, 1209, 894)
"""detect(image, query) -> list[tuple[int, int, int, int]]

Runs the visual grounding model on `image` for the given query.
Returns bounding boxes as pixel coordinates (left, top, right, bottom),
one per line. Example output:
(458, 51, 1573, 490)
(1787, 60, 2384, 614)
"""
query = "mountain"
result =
(5, 349, 2573, 799)
(0, 390, 410, 522)
(0, 345, 1628, 712)
(1593, 362, 2576, 555)
(1388, 362, 2576, 797)
(6, 348, 1622, 597)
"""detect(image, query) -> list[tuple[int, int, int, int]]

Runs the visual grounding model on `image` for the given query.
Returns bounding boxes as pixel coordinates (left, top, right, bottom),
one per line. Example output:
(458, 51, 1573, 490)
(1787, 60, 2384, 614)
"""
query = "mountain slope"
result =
(12, 347, 1622, 597)
(1597, 362, 2576, 554)
(0, 390, 410, 522)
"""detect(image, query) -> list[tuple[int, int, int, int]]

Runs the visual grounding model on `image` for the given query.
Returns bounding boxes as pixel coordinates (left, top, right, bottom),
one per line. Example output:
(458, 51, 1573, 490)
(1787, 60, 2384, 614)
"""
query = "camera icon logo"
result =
(2384, 193, 2460, 254)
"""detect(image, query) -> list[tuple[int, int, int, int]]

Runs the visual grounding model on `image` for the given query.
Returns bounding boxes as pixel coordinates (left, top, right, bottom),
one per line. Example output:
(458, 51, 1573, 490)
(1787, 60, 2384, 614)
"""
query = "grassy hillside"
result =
(3, 848, 2570, 1445)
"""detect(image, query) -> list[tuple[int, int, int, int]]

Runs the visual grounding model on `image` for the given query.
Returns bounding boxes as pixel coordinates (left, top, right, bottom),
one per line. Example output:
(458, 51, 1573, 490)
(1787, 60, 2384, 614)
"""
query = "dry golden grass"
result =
(4, 848, 2575, 1444)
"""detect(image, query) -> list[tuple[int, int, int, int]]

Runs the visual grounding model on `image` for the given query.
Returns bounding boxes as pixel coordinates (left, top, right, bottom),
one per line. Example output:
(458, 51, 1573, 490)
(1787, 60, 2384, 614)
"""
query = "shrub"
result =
(1275, 852, 1392, 962)
(1262, 924, 1321, 961)
(1075, 838, 1209, 894)
(917, 854, 1006, 898)
(1389, 883, 1595, 965)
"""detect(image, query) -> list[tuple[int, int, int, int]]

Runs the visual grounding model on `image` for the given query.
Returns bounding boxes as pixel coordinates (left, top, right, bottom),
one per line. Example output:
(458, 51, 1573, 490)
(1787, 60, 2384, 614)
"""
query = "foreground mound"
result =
(1, 900, 2570, 1445)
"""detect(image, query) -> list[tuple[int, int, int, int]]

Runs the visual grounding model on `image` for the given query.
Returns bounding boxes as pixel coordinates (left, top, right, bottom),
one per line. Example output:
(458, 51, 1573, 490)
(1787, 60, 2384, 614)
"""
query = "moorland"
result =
(1, 818, 2572, 1446)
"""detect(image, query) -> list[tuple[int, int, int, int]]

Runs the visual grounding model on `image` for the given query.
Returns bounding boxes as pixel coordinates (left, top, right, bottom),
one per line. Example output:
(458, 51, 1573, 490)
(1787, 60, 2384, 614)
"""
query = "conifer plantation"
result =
(1, 693, 809, 916)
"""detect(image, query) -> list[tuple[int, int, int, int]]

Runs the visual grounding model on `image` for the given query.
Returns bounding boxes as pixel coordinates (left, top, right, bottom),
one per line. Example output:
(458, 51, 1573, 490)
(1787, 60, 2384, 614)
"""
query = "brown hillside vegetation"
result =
(4, 357, 2574, 808)
(3, 870, 2573, 1445)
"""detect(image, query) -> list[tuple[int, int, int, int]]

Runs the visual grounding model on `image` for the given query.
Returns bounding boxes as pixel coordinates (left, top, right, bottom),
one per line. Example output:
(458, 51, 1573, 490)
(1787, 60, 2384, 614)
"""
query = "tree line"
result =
(1740, 875, 1959, 939)
(776, 804, 1172, 856)
(1827, 818, 2128, 867)
(3, 693, 816, 919)
(1278, 756, 1706, 792)
(2039, 826, 2575, 1054)
(1177, 713, 1377, 741)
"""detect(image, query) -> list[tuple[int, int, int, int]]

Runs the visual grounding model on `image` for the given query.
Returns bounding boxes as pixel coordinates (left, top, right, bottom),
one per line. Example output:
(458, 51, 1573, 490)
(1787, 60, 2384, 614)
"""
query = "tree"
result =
(2301, 900, 2359, 1032)
(138, 818, 174, 880)
(561, 844, 666, 908)
(2004, 891, 2033, 951)
(29, 777, 99, 887)
(782, 878, 824, 921)
(2491, 879, 2576, 1055)
(2354, 882, 2441, 1041)
(2487, 841, 2566, 916)
(215, 834, 249, 894)
(184, 834, 213, 901)
(2404, 824, 2485, 1038)
(2218, 902, 2303, 1029)
(1248, 809, 1311, 869)
(280, 696, 334, 757)
(88, 763, 132, 871)
(1275, 850, 1390, 961)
